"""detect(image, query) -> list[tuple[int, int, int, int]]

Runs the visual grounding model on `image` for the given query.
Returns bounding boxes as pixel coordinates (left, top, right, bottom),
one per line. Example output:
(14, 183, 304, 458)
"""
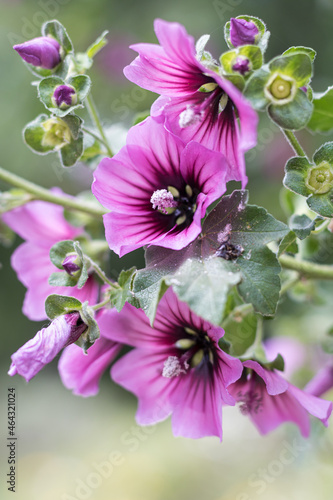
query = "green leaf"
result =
(77, 301, 100, 352)
(42, 20, 73, 56)
(244, 66, 270, 110)
(61, 114, 82, 140)
(283, 46, 316, 63)
(60, 131, 84, 167)
(278, 231, 298, 256)
(283, 156, 312, 197)
(289, 214, 318, 239)
(110, 267, 140, 312)
(23, 114, 55, 154)
(269, 53, 313, 87)
(221, 304, 257, 356)
(87, 30, 109, 59)
(307, 192, 333, 218)
(307, 87, 333, 133)
(48, 272, 78, 287)
(268, 89, 313, 130)
(45, 294, 82, 320)
(67, 75, 91, 101)
(237, 247, 282, 316)
(133, 190, 288, 324)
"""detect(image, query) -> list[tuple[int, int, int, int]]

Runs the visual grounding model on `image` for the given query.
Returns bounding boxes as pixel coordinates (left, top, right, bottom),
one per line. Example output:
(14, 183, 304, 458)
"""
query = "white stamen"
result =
(162, 356, 189, 378)
(179, 106, 203, 128)
(150, 189, 177, 214)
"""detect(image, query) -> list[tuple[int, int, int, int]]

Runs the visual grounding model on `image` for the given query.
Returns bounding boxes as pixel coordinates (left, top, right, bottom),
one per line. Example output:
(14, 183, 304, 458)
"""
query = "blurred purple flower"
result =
(8, 312, 87, 382)
(2, 191, 99, 321)
(305, 365, 333, 397)
(229, 360, 332, 437)
(124, 19, 258, 187)
(14, 36, 60, 69)
(92, 116, 228, 257)
(105, 289, 243, 440)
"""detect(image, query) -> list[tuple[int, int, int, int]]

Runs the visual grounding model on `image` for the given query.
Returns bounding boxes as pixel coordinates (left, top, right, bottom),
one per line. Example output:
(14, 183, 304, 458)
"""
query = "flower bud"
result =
(230, 18, 259, 47)
(52, 85, 77, 110)
(41, 117, 71, 149)
(62, 252, 82, 276)
(8, 312, 87, 382)
(232, 56, 251, 76)
(13, 36, 61, 69)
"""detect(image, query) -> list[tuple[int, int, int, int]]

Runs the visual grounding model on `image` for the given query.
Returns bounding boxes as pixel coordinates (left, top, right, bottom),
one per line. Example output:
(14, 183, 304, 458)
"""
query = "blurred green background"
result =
(1, 0, 333, 499)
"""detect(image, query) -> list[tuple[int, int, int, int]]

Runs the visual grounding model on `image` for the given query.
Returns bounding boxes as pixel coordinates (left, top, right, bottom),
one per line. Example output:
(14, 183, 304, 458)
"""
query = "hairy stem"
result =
(85, 95, 113, 157)
(0, 166, 105, 217)
(279, 254, 333, 280)
(281, 129, 308, 159)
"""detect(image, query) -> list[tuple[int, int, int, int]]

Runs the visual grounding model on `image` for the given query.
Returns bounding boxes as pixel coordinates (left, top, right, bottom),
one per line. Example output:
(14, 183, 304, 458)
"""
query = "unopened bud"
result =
(52, 85, 77, 110)
(14, 36, 61, 69)
(230, 18, 259, 47)
(62, 252, 82, 276)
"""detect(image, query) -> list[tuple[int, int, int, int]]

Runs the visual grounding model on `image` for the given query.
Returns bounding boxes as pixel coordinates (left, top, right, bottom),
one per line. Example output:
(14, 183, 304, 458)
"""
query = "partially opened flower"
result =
(2, 193, 99, 321)
(229, 360, 332, 437)
(103, 289, 243, 440)
(92, 116, 228, 257)
(124, 19, 258, 186)
(8, 312, 87, 382)
(58, 308, 122, 397)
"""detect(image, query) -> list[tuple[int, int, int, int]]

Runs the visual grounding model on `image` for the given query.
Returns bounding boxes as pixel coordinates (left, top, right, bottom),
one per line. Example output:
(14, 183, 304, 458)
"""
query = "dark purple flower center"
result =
(163, 326, 216, 378)
(151, 185, 199, 228)
(237, 389, 263, 415)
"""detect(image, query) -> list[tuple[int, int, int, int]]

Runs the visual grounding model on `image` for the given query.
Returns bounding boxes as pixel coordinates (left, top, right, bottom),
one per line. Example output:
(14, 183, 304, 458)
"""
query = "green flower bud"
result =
(265, 73, 297, 105)
(41, 117, 71, 149)
(306, 162, 333, 194)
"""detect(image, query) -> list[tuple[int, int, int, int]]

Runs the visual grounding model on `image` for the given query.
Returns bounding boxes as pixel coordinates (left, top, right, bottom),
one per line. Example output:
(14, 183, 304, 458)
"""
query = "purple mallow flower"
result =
(229, 360, 332, 437)
(52, 85, 77, 109)
(14, 36, 61, 69)
(229, 18, 259, 47)
(92, 116, 228, 257)
(8, 312, 87, 382)
(105, 289, 243, 440)
(2, 191, 99, 321)
(124, 19, 258, 187)
(58, 308, 123, 397)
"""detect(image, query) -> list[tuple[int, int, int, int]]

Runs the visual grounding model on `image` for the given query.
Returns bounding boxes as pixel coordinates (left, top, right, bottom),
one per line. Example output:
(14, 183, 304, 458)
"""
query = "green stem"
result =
(81, 127, 108, 153)
(280, 274, 300, 295)
(92, 297, 112, 311)
(85, 256, 116, 288)
(85, 95, 113, 157)
(311, 219, 331, 234)
(0, 166, 106, 217)
(281, 129, 308, 159)
(279, 254, 333, 280)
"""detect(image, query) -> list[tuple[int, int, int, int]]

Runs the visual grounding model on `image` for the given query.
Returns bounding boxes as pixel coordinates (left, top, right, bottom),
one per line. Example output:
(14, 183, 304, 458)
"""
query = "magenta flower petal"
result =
(305, 365, 333, 397)
(9, 313, 87, 382)
(59, 337, 121, 397)
(109, 289, 243, 439)
(230, 361, 333, 437)
(124, 19, 258, 186)
(93, 117, 227, 256)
